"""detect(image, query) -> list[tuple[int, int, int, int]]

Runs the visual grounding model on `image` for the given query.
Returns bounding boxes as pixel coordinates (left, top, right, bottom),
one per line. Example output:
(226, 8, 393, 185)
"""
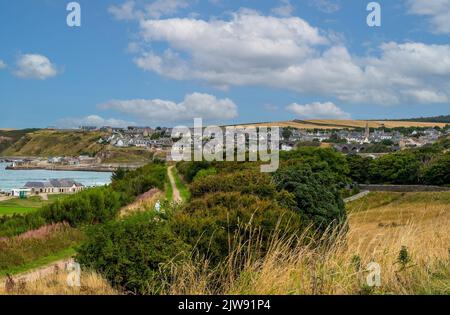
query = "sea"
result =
(0, 162, 112, 192)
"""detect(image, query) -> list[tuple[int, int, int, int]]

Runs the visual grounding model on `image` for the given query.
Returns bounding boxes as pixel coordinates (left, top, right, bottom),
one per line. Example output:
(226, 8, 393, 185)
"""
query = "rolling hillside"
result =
(1, 130, 106, 157)
(234, 119, 448, 130)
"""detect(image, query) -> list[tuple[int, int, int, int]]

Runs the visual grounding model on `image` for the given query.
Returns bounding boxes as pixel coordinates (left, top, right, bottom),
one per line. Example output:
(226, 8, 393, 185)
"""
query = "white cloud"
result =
(58, 115, 135, 128)
(309, 0, 341, 13)
(109, 0, 139, 20)
(145, 0, 189, 19)
(14, 54, 58, 80)
(407, 0, 450, 34)
(109, 0, 188, 20)
(0, 60, 6, 69)
(286, 102, 351, 119)
(130, 11, 450, 105)
(272, 0, 295, 17)
(99, 92, 238, 124)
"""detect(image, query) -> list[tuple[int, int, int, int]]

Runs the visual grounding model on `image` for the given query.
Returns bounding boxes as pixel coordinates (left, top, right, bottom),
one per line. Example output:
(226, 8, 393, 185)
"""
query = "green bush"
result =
(368, 151, 421, 184)
(192, 168, 217, 182)
(171, 192, 301, 265)
(420, 152, 450, 186)
(77, 212, 189, 294)
(280, 147, 350, 187)
(272, 164, 347, 234)
(190, 170, 277, 199)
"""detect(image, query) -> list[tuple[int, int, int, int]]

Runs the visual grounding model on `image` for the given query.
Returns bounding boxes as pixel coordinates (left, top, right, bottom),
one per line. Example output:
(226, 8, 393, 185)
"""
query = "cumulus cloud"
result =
(406, 0, 450, 34)
(0, 60, 6, 69)
(286, 102, 351, 119)
(309, 0, 341, 13)
(99, 92, 238, 124)
(131, 11, 450, 105)
(57, 115, 135, 128)
(14, 54, 58, 80)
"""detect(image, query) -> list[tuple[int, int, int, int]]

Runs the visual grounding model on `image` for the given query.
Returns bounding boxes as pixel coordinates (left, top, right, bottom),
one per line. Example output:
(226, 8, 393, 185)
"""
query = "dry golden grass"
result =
(119, 189, 164, 218)
(164, 192, 450, 295)
(306, 119, 447, 129)
(0, 271, 117, 295)
(235, 121, 343, 130)
(235, 120, 447, 130)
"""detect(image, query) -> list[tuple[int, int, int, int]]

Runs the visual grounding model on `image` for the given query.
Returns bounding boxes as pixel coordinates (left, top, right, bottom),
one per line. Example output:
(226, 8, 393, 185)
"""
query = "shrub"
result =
(420, 152, 450, 186)
(171, 192, 301, 265)
(77, 212, 189, 294)
(280, 147, 350, 186)
(192, 168, 217, 182)
(272, 164, 347, 234)
(189, 170, 277, 199)
(368, 151, 421, 184)
(176, 161, 211, 183)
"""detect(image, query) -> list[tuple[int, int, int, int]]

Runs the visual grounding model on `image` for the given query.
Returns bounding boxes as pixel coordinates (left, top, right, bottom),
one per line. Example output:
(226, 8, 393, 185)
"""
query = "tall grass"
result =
(163, 193, 450, 295)
(0, 271, 117, 295)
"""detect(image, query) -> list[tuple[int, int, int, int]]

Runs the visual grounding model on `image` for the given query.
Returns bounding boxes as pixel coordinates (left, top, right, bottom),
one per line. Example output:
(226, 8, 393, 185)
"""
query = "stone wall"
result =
(359, 184, 450, 192)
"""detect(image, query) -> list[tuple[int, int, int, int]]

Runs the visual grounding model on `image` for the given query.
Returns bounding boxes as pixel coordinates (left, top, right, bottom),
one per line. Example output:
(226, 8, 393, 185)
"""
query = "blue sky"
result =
(0, 0, 449, 128)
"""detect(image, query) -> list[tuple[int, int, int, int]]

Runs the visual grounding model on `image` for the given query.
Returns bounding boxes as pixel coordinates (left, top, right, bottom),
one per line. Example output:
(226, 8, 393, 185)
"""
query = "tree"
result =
(420, 153, 450, 186)
(369, 151, 421, 184)
(272, 164, 347, 234)
(346, 154, 372, 184)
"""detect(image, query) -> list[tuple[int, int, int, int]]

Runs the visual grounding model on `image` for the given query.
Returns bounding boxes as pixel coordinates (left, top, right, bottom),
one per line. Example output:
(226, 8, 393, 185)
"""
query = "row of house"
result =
(283, 125, 446, 147)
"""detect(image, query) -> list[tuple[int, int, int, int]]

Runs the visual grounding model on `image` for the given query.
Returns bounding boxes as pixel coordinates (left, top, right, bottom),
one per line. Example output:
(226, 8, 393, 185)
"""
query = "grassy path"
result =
(168, 166, 182, 203)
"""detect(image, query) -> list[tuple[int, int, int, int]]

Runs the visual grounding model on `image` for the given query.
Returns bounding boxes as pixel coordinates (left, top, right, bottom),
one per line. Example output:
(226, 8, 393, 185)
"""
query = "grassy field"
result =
(0, 195, 67, 216)
(99, 146, 155, 164)
(1, 191, 448, 295)
(234, 119, 448, 130)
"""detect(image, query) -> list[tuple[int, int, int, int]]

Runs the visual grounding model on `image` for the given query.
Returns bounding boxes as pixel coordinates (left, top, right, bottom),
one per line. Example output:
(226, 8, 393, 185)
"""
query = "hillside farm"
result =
(235, 119, 448, 130)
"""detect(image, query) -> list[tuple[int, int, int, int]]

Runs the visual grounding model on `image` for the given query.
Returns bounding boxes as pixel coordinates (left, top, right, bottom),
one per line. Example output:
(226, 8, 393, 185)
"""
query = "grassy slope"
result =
(0, 129, 156, 164)
(0, 228, 85, 277)
(0, 195, 68, 216)
(0, 129, 40, 154)
(100, 146, 155, 164)
(1, 130, 106, 157)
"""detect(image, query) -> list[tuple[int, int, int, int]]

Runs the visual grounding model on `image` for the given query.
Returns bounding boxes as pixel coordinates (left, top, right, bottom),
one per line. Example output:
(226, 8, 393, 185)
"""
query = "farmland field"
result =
(234, 119, 448, 130)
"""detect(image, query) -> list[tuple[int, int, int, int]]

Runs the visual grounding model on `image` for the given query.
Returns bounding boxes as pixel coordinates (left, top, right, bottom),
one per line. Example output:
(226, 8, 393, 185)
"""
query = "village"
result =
(88, 122, 449, 153)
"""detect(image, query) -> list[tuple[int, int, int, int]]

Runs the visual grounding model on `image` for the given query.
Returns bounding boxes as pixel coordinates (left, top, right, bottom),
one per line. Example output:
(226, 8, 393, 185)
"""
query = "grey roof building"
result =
(24, 179, 84, 194)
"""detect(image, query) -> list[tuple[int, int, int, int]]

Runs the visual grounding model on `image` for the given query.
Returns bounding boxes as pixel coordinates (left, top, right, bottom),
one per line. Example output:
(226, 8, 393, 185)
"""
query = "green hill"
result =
(0, 129, 40, 154)
(1, 129, 106, 157)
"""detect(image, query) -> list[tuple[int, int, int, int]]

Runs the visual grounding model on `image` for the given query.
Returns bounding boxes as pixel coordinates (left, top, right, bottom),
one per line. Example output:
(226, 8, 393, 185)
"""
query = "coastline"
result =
(0, 157, 145, 172)
(3, 164, 144, 172)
